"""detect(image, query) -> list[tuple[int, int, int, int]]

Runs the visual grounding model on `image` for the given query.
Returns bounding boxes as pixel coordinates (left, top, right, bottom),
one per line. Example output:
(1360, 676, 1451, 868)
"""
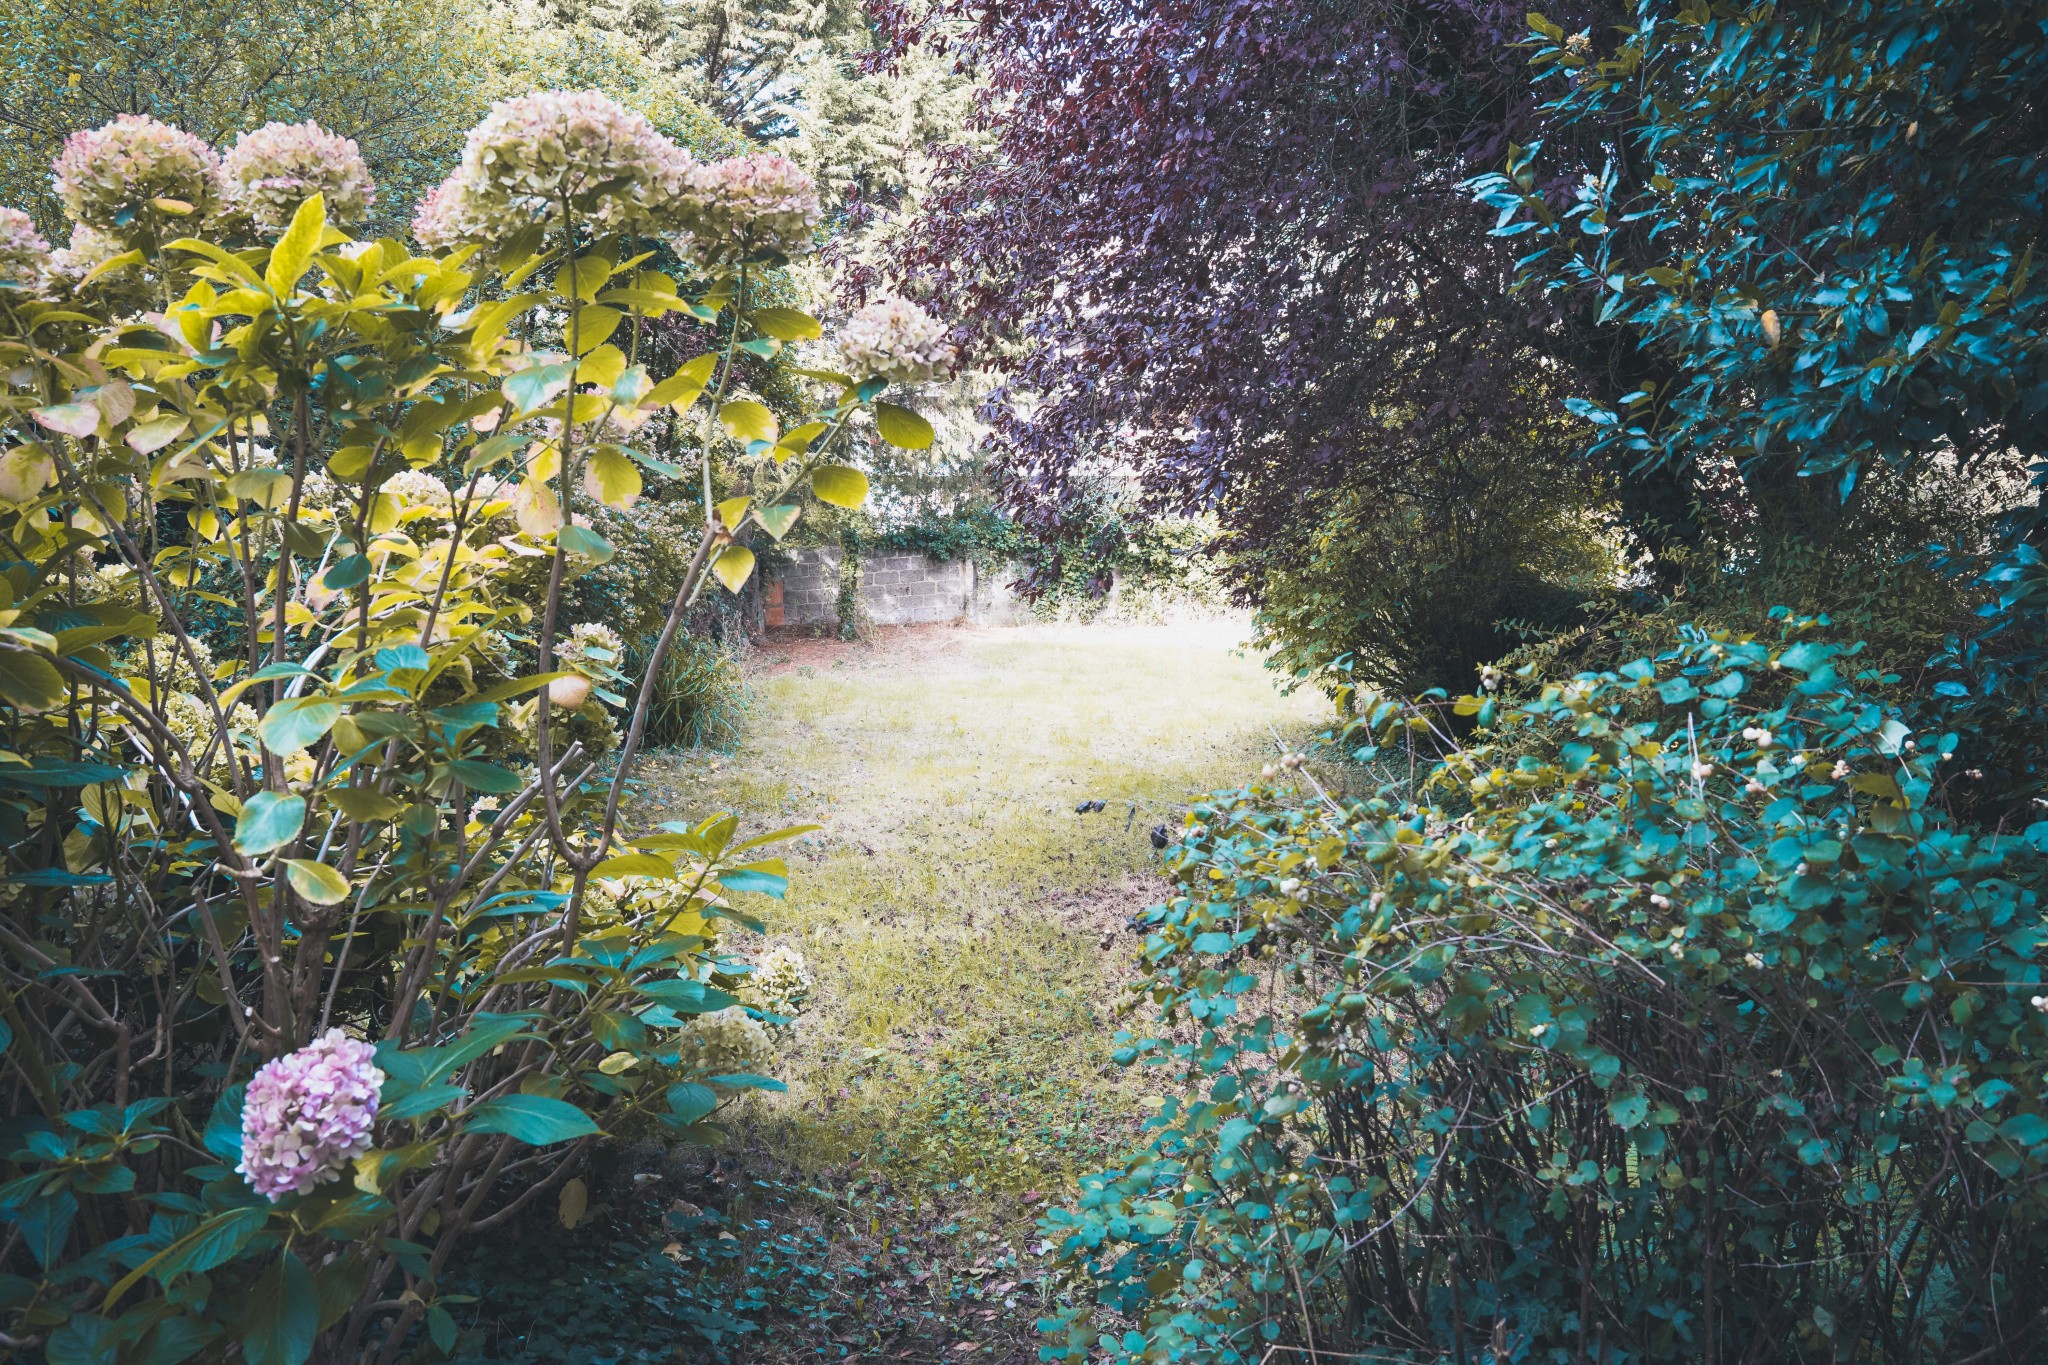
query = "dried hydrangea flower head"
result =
(0, 208, 51, 294)
(237, 1027, 384, 1201)
(53, 114, 222, 235)
(220, 121, 376, 234)
(444, 89, 685, 243)
(838, 295, 958, 384)
(681, 152, 820, 260)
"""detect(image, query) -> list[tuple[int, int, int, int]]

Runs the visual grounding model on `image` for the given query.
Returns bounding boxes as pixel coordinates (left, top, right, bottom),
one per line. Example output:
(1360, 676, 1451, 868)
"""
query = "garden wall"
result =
(765, 548, 1026, 629)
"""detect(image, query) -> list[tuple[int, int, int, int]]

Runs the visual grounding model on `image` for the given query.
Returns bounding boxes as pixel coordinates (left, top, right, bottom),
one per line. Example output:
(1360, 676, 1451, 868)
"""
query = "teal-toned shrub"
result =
(1043, 613, 2048, 1363)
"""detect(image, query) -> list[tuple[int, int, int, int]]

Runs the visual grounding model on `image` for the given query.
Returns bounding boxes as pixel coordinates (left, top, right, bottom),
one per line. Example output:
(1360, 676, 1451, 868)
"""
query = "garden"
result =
(1, 1, 2045, 1362)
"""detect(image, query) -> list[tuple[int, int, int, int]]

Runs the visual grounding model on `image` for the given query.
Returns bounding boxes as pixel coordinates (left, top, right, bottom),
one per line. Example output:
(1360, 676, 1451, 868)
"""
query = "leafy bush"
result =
(1044, 614, 2048, 1363)
(636, 635, 750, 753)
(0, 92, 952, 1363)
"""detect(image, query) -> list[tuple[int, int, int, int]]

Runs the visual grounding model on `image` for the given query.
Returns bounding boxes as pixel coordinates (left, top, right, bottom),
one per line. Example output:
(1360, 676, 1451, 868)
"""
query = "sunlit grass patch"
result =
(635, 622, 1329, 1207)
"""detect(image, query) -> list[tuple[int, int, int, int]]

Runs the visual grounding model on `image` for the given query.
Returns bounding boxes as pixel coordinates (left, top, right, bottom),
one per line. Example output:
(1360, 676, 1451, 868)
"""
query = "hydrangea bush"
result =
(0, 90, 945, 1364)
(1044, 616, 2048, 1363)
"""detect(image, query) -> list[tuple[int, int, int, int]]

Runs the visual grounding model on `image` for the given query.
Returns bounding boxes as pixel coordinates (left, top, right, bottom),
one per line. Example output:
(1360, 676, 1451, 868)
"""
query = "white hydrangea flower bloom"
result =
(384, 468, 454, 510)
(838, 296, 958, 384)
(747, 942, 814, 1018)
(679, 1005, 773, 1078)
(436, 89, 685, 244)
(53, 114, 222, 232)
(220, 121, 376, 233)
(678, 152, 820, 259)
(0, 208, 51, 295)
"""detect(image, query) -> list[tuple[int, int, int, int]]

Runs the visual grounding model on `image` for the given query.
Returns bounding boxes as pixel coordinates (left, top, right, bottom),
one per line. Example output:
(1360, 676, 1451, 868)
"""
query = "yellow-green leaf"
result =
(584, 447, 641, 510)
(558, 255, 613, 301)
(559, 1176, 590, 1228)
(225, 468, 293, 510)
(750, 307, 823, 341)
(0, 649, 66, 712)
(265, 193, 326, 295)
(810, 465, 869, 509)
(329, 788, 404, 822)
(126, 413, 189, 454)
(719, 400, 776, 444)
(564, 306, 622, 355)
(755, 504, 800, 541)
(646, 354, 718, 410)
(283, 858, 351, 906)
(712, 545, 756, 594)
(716, 496, 751, 531)
(591, 852, 675, 880)
(874, 401, 934, 450)
(773, 421, 828, 463)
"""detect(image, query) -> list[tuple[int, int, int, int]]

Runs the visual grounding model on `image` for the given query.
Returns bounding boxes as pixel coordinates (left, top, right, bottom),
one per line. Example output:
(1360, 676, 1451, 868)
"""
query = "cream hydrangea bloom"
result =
(679, 152, 819, 259)
(384, 468, 454, 511)
(53, 115, 221, 232)
(678, 1005, 774, 1078)
(220, 121, 376, 233)
(0, 208, 50, 295)
(838, 296, 958, 384)
(437, 89, 686, 244)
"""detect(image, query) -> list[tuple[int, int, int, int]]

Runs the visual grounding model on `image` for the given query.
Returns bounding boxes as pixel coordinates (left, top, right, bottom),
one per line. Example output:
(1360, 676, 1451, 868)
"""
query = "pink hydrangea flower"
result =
(0, 208, 51, 294)
(52, 114, 221, 232)
(838, 295, 957, 384)
(446, 89, 683, 242)
(681, 152, 819, 259)
(238, 1027, 384, 1200)
(220, 121, 376, 232)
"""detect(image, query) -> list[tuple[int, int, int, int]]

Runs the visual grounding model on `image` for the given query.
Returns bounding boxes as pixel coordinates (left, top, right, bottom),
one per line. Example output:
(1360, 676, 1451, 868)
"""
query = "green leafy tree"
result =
(0, 0, 491, 231)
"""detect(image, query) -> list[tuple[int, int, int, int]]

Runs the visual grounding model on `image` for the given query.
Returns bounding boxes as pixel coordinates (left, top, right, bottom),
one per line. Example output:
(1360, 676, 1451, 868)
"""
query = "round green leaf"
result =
(873, 402, 934, 450)
(283, 858, 351, 906)
(234, 792, 306, 856)
(712, 545, 757, 594)
(259, 698, 339, 758)
(810, 465, 869, 509)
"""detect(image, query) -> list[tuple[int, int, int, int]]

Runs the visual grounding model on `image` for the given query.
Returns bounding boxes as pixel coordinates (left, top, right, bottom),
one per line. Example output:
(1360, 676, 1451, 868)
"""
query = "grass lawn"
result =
(455, 620, 1328, 1362)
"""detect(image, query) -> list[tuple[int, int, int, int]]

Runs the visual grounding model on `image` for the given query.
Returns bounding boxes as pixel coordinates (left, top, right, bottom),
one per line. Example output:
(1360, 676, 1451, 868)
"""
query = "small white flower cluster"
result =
(53, 114, 221, 233)
(746, 943, 813, 1017)
(838, 295, 957, 384)
(678, 1005, 774, 1078)
(220, 121, 376, 233)
(45, 224, 132, 293)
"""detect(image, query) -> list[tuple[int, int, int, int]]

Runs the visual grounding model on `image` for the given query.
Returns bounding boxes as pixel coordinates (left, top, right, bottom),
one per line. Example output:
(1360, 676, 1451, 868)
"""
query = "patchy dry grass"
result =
(618, 620, 1328, 1360)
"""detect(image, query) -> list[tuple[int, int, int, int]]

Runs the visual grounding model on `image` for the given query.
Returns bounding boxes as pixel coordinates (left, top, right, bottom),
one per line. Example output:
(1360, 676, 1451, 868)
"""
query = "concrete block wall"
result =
(763, 548, 1026, 629)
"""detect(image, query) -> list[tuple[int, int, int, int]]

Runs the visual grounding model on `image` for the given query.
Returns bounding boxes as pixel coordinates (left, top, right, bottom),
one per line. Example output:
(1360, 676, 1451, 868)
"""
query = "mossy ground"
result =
(457, 621, 1326, 1362)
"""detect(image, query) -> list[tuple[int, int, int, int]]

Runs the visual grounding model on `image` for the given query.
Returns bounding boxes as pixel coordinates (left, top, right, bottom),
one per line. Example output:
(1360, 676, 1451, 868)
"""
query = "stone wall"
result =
(764, 548, 1025, 630)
